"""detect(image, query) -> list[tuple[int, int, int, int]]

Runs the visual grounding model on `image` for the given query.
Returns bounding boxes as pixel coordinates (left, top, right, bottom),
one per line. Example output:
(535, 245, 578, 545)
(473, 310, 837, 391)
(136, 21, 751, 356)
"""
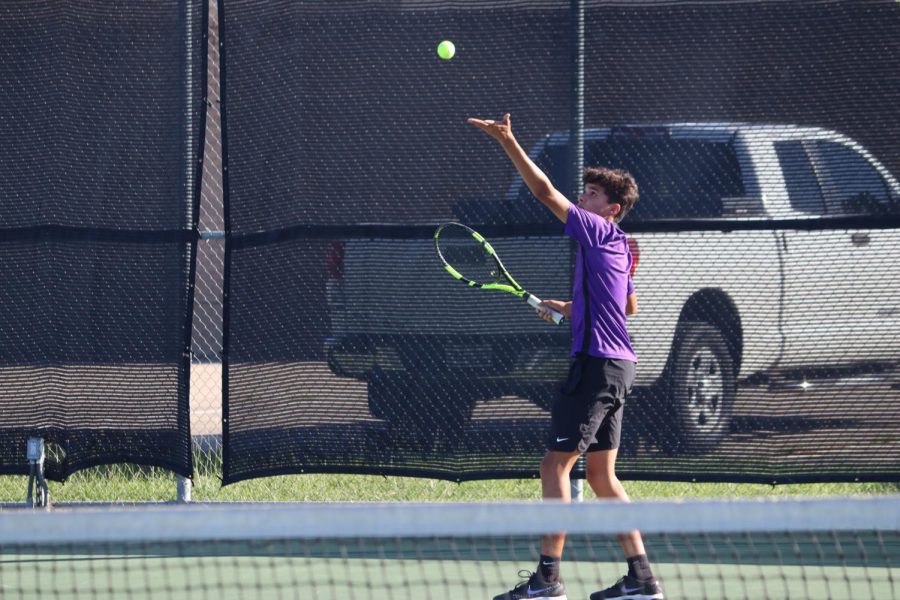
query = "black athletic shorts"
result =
(547, 354, 636, 454)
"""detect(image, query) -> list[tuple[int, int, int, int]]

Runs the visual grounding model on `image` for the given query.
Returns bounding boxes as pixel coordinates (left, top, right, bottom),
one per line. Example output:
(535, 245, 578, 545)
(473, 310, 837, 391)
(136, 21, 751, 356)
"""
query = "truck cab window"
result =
(806, 141, 892, 216)
(585, 137, 745, 221)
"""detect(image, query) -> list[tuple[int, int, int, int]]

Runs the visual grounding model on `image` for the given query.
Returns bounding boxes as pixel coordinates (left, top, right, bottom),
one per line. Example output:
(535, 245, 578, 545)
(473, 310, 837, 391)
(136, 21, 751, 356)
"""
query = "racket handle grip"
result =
(525, 294, 565, 325)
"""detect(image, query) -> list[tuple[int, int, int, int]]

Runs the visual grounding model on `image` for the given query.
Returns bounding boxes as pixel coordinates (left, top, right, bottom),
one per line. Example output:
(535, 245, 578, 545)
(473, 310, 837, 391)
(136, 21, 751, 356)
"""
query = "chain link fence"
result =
(2, 2, 898, 504)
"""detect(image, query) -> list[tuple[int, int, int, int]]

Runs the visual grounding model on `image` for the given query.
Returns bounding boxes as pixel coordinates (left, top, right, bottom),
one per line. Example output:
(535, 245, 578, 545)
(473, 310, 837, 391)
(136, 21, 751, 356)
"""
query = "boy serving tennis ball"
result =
(469, 113, 664, 600)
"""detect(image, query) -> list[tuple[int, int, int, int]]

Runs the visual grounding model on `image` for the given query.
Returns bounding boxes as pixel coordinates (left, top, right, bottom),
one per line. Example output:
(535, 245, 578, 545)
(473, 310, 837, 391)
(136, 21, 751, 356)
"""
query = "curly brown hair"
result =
(583, 167, 639, 223)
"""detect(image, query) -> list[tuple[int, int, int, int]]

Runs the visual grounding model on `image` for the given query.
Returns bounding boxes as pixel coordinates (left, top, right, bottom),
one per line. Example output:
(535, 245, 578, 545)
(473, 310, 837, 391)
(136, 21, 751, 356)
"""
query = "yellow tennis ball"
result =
(437, 40, 455, 60)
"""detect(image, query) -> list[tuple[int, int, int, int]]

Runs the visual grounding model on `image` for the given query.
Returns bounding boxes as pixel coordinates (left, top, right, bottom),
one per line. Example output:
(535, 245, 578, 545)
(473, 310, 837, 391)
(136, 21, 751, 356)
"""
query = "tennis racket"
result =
(433, 222, 565, 325)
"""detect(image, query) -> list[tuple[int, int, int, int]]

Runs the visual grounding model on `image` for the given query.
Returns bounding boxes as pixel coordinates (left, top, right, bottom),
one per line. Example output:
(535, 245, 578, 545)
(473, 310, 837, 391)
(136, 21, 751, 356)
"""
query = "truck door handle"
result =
(850, 232, 870, 246)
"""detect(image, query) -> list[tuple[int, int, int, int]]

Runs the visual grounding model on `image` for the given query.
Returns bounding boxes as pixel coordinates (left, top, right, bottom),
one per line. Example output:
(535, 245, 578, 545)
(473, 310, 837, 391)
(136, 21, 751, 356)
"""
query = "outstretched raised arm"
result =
(468, 113, 571, 223)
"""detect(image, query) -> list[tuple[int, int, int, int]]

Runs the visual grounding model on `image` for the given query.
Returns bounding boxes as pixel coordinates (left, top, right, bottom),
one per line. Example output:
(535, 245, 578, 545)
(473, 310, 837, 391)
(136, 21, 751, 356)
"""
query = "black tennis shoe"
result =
(590, 574, 664, 599)
(493, 570, 567, 600)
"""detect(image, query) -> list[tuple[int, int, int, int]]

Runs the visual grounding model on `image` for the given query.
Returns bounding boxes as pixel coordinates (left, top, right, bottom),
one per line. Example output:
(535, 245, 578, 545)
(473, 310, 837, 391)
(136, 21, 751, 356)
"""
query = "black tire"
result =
(367, 368, 476, 443)
(655, 322, 736, 455)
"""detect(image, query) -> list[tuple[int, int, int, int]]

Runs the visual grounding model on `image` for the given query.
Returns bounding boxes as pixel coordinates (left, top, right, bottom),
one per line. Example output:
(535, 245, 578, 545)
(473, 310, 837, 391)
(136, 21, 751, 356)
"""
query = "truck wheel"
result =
(367, 369, 476, 444)
(657, 322, 736, 455)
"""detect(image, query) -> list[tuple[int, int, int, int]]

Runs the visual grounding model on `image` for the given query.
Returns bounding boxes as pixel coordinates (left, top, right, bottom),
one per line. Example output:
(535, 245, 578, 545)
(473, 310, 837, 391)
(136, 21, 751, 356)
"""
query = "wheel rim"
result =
(684, 347, 725, 433)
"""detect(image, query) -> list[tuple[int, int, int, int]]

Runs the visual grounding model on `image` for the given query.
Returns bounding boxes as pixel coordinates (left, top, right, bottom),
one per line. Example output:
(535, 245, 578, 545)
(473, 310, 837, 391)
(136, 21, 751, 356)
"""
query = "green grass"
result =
(1, 459, 897, 504)
(201, 475, 900, 502)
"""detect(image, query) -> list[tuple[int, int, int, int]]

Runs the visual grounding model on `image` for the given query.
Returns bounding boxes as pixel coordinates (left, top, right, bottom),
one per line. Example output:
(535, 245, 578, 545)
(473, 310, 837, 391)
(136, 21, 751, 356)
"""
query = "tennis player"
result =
(469, 113, 664, 600)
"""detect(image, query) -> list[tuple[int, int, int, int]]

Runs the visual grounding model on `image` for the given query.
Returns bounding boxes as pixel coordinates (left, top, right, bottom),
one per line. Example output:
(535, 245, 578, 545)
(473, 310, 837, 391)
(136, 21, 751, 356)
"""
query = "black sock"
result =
(627, 554, 654, 582)
(538, 554, 561, 582)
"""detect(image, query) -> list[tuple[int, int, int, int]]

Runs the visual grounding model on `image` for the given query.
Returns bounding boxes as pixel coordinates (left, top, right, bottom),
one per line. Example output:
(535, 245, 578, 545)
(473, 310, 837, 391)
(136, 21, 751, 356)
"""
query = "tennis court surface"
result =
(1, 497, 896, 599)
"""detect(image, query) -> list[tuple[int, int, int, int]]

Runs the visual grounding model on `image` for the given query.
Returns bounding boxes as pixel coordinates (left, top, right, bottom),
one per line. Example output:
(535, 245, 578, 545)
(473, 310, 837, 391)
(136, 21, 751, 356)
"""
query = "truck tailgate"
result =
(340, 236, 572, 335)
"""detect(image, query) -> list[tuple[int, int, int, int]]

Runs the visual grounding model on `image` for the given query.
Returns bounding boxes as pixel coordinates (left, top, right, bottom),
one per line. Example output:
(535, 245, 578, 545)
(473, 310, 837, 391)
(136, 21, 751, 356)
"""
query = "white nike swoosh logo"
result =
(527, 586, 552, 596)
(622, 586, 643, 593)
(555, 437, 569, 442)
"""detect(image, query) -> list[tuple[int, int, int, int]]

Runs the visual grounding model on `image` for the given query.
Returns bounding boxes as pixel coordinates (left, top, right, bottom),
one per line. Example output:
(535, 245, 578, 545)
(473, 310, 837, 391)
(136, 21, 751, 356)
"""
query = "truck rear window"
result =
(585, 137, 746, 221)
(514, 135, 747, 223)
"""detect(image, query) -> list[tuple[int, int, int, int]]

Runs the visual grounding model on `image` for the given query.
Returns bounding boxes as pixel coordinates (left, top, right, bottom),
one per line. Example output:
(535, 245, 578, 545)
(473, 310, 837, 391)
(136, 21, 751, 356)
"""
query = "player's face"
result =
(578, 183, 621, 220)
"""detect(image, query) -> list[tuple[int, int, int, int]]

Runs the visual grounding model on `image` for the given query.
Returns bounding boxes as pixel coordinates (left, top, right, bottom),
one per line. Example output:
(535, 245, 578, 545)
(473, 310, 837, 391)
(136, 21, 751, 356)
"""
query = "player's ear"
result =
(610, 202, 622, 216)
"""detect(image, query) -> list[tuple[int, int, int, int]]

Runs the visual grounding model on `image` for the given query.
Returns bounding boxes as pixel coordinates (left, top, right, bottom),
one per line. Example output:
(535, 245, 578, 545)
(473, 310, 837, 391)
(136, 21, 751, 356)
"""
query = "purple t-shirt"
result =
(564, 204, 637, 362)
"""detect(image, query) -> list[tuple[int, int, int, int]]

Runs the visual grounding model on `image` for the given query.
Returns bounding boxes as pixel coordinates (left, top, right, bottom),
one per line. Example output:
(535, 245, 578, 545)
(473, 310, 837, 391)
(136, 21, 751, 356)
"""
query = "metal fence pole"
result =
(570, 0, 585, 503)
(176, 475, 193, 503)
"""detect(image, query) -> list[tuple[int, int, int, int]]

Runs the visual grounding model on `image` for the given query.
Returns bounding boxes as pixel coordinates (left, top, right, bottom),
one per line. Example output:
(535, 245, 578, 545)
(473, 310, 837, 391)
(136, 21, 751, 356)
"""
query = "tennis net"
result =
(0, 496, 896, 599)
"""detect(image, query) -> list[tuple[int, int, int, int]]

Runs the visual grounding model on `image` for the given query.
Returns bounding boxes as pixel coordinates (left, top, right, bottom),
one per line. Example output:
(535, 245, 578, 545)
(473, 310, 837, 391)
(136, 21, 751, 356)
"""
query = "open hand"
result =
(467, 113, 514, 143)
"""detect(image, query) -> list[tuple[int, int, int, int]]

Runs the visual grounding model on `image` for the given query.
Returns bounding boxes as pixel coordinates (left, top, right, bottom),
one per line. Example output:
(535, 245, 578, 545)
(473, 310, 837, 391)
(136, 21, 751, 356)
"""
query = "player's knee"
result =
(538, 455, 558, 479)
(587, 467, 619, 495)
(590, 477, 617, 497)
(539, 453, 570, 480)
(586, 461, 615, 484)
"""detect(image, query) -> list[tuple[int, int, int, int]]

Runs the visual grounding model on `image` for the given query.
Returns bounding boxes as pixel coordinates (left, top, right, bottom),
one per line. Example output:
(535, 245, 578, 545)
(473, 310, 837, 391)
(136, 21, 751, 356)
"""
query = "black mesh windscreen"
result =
(0, 1, 207, 480)
(221, 2, 574, 232)
(222, 1, 900, 484)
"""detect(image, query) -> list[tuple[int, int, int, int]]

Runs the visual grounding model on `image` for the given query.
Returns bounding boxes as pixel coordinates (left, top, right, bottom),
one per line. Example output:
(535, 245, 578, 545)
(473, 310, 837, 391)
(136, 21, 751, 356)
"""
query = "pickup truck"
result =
(325, 124, 900, 453)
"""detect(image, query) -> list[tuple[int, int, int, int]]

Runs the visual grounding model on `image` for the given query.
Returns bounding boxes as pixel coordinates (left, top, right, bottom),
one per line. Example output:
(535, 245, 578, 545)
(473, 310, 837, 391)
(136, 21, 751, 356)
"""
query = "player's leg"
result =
(586, 411, 663, 600)
(540, 449, 583, 555)
(492, 355, 597, 600)
(535, 354, 605, 589)
(492, 449, 578, 600)
(586, 448, 646, 556)
(586, 454, 661, 600)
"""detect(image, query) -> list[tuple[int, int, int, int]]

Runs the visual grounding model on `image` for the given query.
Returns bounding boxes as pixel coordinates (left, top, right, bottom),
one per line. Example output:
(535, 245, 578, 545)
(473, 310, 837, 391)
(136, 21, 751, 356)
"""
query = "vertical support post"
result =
(570, 0, 586, 503)
(177, 475, 193, 503)
(569, 0, 585, 202)
(26, 437, 50, 509)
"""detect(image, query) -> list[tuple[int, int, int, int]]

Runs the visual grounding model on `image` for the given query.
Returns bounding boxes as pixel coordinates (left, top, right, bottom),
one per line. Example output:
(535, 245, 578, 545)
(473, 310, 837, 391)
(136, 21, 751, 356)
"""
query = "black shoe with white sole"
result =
(590, 574, 664, 600)
(493, 570, 567, 600)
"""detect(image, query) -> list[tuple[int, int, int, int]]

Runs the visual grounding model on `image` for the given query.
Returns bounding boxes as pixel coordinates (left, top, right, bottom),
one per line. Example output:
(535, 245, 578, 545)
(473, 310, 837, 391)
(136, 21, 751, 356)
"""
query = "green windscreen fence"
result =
(3, 0, 897, 488)
(0, 1, 206, 481)
(220, 0, 900, 485)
